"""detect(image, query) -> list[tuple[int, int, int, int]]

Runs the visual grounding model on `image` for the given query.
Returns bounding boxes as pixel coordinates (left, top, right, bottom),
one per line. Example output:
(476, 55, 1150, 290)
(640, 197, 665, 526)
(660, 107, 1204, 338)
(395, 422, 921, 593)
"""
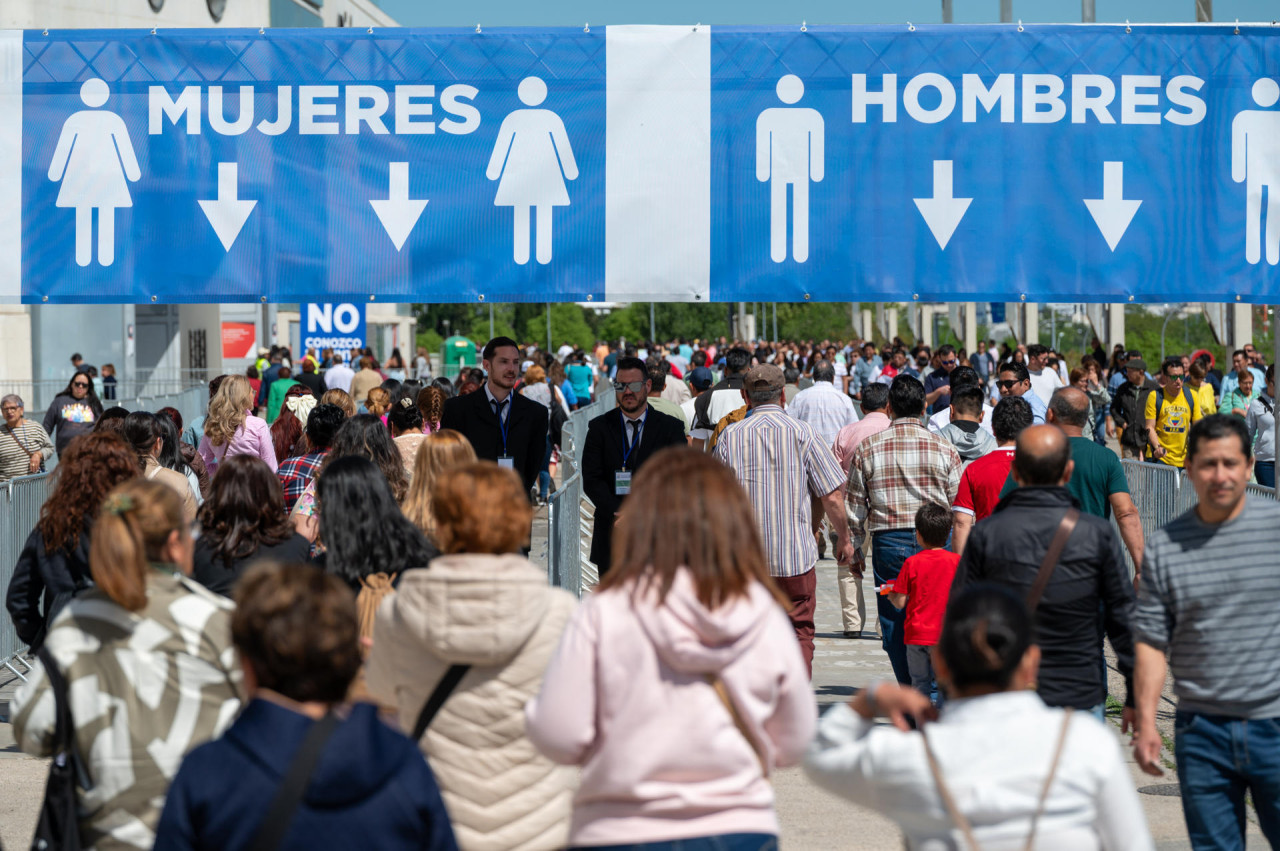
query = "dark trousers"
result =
(773, 569, 817, 678)
(872, 529, 919, 685)
(1256, 461, 1275, 488)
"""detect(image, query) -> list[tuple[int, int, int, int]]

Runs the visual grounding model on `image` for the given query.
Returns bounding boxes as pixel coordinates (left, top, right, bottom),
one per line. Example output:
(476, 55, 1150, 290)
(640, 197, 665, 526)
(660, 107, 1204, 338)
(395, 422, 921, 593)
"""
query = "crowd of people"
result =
(1, 328, 1277, 851)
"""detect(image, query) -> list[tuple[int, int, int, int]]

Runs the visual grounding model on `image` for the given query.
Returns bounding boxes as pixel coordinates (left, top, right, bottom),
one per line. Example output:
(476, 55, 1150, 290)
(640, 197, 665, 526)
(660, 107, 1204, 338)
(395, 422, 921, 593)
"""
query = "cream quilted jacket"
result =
(366, 553, 577, 851)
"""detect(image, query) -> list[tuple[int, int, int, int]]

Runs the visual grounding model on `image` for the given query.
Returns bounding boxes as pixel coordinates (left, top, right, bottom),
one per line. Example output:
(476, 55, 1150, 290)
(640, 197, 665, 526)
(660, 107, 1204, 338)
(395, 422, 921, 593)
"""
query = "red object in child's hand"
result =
(877, 582, 896, 596)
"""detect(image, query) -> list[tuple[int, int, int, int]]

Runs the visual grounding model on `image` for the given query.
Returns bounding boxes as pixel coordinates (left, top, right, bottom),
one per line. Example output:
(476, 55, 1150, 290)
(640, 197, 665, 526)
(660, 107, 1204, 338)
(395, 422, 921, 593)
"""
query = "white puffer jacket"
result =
(366, 553, 577, 851)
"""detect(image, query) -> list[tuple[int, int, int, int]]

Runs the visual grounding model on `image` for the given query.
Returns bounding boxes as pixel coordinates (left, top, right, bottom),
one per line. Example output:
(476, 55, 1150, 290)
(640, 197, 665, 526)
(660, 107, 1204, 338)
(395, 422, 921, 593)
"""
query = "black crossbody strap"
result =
(36, 645, 74, 759)
(247, 713, 341, 851)
(412, 664, 471, 741)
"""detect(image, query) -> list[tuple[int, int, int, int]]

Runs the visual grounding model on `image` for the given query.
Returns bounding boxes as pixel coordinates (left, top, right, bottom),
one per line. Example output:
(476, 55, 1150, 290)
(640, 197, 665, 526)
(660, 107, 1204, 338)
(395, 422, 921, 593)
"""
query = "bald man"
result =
(998, 387, 1144, 570)
(952, 424, 1138, 721)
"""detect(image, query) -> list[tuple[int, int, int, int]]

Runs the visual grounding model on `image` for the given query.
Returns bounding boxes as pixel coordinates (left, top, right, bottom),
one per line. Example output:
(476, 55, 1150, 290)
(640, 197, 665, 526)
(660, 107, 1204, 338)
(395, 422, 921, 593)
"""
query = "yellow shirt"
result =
(1144, 386, 1202, 468)
(1193, 382, 1216, 416)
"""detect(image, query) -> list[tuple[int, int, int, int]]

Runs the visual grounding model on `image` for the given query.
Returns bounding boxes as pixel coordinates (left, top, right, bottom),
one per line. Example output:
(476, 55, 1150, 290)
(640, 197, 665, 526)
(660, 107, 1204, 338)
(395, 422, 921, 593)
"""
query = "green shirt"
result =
(999, 435, 1129, 519)
(266, 378, 301, 424)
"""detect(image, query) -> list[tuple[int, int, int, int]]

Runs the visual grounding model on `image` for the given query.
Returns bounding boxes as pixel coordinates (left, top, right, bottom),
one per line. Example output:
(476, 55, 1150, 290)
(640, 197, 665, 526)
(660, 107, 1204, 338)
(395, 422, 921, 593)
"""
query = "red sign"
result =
(221, 322, 256, 359)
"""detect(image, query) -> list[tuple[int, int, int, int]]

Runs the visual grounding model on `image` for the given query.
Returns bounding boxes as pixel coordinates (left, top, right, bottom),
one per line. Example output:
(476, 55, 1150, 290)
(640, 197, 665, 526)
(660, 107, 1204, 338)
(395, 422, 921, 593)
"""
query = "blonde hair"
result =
(365, 387, 391, 417)
(320, 388, 356, 418)
(431, 462, 531, 554)
(204, 374, 253, 447)
(402, 430, 477, 538)
(90, 480, 185, 612)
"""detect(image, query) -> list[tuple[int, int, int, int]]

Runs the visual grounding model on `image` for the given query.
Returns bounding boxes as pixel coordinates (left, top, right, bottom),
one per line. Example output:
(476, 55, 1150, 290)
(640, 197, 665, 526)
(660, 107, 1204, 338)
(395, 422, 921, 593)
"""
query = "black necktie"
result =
(492, 398, 508, 424)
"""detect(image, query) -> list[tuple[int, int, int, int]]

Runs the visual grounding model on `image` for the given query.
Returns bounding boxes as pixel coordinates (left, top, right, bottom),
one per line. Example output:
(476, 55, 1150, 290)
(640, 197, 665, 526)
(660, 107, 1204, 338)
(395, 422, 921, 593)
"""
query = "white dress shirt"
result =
(804, 693, 1153, 851)
(787, 380, 859, 447)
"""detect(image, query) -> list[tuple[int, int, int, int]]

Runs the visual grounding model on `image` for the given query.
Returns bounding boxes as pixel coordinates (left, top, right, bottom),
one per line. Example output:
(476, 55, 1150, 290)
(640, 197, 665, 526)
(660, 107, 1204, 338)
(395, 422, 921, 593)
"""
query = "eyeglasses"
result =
(0, 405, 20, 413)
(941, 359, 958, 366)
(996, 379, 1019, 390)
(612, 380, 646, 394)
(72, 382, 89, 389)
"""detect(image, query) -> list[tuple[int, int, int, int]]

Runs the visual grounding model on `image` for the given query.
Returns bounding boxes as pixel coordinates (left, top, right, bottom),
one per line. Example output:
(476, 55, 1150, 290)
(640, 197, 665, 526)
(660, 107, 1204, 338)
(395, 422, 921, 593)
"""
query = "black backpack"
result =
(1154, 386, 1196, 422)
(30, 645, 88, 851)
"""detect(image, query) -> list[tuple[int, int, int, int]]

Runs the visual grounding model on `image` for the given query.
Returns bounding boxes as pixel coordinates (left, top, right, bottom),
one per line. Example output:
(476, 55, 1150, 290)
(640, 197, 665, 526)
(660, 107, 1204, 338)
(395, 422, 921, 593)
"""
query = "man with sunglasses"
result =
(923, 344, 959, 415)
(581, 357, 686, 575)
(994, 362, 1048, 426)
(1144, 356, 1203, 469)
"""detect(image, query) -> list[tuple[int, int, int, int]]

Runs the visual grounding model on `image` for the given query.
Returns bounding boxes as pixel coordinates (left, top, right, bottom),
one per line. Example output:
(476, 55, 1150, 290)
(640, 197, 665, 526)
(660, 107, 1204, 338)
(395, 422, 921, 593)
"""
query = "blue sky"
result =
(375, 0, 1277, 28)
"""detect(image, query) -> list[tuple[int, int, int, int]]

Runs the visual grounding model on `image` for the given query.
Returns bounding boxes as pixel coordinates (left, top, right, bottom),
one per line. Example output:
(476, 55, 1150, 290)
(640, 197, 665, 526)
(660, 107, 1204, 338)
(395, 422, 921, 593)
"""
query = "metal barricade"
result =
(546, 383, 615, 596)
(0, 473, 51, 681)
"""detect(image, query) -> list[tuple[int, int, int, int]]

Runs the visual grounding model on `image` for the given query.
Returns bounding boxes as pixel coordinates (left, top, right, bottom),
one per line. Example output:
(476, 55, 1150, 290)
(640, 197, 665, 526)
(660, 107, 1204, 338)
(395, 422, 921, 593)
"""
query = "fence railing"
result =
(0, 474, 50, 681)
(546, 384, 615, 597)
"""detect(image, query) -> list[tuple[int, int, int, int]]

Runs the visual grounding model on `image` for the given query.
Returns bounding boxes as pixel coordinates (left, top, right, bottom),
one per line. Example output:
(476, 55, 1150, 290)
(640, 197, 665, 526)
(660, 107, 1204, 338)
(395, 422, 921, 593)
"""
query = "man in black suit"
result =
(440, 336, 548, 497)
(582, 356, 687, 574)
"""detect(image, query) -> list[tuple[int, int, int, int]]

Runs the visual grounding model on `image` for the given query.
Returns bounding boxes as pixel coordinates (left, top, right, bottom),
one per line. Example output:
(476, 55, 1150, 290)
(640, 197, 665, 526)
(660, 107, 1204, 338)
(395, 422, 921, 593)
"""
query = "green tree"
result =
(522, 303, 596, 351)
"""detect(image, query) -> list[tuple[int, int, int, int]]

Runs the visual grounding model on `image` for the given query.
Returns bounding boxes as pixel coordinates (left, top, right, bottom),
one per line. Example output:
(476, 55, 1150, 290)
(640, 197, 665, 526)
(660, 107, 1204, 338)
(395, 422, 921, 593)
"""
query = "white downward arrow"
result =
(1084, 161, 1141, 252)
(370, 162, 428, 251)
(198, 163, 256, 252)
(914, 160, 972, 250)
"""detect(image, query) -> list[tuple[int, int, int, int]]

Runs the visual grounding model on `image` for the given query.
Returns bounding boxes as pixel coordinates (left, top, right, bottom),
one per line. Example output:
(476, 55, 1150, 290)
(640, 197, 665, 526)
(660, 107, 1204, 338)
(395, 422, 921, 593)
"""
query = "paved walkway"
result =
(0, 557, 1269, 849)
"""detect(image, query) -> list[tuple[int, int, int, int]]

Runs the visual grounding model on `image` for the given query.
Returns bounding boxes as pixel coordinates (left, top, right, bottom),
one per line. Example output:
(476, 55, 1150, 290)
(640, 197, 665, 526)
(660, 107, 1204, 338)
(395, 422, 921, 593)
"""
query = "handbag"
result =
(920, 708, 1075, 851)
(548, 390, 569, 448)
(30, 645, 87, 851)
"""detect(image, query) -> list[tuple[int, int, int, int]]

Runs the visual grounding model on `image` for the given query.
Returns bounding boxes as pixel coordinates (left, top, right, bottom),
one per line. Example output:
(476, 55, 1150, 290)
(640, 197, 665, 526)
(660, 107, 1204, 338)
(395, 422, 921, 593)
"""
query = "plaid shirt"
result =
(713, 406, 847, 578)
(277, 451, 327, 513)
(845, 418, 961, 553)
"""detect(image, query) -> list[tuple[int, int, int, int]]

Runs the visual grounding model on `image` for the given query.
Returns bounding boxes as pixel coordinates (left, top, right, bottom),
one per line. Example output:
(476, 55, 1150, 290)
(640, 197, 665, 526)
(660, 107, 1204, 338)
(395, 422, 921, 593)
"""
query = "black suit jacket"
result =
(440, 388, 549, 494)
(582, 406, 687, 573)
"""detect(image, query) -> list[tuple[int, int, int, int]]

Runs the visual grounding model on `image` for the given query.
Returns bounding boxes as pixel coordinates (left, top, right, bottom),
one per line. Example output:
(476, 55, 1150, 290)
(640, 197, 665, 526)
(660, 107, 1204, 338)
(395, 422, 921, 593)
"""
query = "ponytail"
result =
(90, 480, 185, 612)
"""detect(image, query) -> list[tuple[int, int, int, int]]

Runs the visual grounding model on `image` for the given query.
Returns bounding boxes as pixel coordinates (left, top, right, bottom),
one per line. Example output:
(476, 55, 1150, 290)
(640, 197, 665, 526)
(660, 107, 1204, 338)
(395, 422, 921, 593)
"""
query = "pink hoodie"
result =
(525, 570, 816, 846)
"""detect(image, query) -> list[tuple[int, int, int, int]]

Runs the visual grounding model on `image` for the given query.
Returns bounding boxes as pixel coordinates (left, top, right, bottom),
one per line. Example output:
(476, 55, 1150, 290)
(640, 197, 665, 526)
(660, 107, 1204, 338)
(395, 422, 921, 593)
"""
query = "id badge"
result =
(614, 469, 632, 496)
(498, 456, 515, 470)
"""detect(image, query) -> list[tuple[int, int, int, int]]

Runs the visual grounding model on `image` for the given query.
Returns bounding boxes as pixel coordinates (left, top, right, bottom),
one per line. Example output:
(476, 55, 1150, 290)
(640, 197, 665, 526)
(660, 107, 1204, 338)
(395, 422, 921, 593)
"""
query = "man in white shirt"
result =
(323, 353, 354, 393)
(681, 367, 715, 447)
(1027, 344, 1063, 406)
(789, 360, 860, 447)
(927, 367, 994, 436)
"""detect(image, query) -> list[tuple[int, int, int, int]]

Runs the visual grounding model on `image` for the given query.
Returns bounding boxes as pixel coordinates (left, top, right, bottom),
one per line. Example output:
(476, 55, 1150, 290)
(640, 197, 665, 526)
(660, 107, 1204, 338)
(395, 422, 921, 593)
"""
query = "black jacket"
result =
(295, 371, 326, 398)
(439, 388, 549, 495)
(5, 527, 92, 648)
(582, 406, 687, 574)
(191, 533, 313, 598)
(1110, 379, 1157, 451)
(952, 486, 1136, 709)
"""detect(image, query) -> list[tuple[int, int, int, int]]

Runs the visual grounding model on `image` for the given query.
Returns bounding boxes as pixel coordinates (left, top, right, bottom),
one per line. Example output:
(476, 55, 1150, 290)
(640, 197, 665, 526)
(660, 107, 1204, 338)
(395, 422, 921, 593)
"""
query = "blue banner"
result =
(8, 24, 1280, 304)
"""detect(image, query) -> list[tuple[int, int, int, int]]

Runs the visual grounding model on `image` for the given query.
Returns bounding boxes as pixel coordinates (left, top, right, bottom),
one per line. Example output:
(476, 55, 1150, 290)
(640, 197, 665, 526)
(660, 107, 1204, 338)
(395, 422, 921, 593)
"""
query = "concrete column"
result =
(1231, 303, 1253, 351)
(963, 302, 978, 353)
(860, 308, 873, 343)
(1109, 304, 1126, 352)
(1023, 304, 1040, 344)
(885, 307, 899, 343)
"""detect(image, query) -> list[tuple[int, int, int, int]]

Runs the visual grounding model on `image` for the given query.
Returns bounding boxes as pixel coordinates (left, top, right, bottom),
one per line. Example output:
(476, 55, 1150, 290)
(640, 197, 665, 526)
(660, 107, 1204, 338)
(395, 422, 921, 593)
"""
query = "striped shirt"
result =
(0, 421, 53, 482)
(845, 418, 961, 553)
(1134, 496, 1280, 718)
(713, 405, 846, 578)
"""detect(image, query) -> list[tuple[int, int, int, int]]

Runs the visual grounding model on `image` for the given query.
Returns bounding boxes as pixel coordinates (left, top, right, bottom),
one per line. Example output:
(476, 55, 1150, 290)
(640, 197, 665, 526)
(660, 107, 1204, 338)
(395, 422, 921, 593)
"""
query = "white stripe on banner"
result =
(0, 32, 19, 303)
(605, 25, 710, 303)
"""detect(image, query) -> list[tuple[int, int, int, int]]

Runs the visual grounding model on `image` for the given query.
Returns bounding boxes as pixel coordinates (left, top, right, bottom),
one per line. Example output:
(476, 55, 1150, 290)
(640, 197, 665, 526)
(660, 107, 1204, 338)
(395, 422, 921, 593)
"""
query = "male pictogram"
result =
(756, 74, 824, 263)
(1232, 78, 1280, 265)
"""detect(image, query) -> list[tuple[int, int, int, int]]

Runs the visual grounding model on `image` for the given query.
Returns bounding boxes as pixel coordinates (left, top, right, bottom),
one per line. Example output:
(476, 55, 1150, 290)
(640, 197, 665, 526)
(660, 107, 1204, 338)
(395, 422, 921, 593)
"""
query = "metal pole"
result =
(650, 302, 656, 344)
(1196, 0, 1212, 23)
(1000, 0, 1013, 23)
(1082, 0, 1095, 23)
(489, 303, 494, 339)
(942, 0, 954, 24)
(546, 303, 552, 353)
(773, 303, 778, 342)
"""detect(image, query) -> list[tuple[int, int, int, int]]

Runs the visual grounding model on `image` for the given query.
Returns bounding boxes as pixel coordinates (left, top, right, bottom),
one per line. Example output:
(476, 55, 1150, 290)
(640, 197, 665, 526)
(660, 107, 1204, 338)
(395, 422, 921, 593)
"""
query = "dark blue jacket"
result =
(154, 699, 458, 851)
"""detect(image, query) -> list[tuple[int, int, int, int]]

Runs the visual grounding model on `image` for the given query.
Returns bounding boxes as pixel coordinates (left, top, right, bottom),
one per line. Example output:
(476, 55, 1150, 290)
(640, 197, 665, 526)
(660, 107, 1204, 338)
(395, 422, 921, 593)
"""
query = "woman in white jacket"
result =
(366, 462, 576, 851)
(804, 583, 1154, 851)
(525, 447, 816, 851)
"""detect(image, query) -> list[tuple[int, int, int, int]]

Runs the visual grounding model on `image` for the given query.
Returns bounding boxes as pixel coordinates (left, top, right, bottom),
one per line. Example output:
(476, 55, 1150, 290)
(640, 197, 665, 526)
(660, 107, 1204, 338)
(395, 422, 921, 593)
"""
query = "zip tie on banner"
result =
(1125, 20, 1132, 33)
(801, 20, 807, 32)
(583, 22, 589, 32)
(693, 23, 700, 32)
(475, 23, 482, 33)
(1017, 19, 1025, 32)
(1235, 19, 1241, 35)
(907, 21, 915, 32)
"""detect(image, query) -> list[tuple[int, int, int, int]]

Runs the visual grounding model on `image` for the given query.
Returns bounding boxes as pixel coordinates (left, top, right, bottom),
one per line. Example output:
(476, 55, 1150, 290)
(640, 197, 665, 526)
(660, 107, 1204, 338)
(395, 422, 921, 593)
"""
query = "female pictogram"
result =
(48, 78, 141, 267)
(485, 77, 578, 265)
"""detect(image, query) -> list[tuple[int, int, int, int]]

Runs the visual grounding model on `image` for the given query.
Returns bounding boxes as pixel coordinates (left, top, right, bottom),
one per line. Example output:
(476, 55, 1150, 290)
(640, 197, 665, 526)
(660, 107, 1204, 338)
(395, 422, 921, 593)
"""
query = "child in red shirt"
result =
(887, 503, 960, 703)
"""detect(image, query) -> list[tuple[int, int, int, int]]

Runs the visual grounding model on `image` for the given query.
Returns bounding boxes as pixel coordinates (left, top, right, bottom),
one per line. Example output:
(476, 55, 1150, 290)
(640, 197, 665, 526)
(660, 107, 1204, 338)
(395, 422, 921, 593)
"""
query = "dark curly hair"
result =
(197, 454, 295, 568)
(318, 414, 409, 503)
(37, 431, 139, 553)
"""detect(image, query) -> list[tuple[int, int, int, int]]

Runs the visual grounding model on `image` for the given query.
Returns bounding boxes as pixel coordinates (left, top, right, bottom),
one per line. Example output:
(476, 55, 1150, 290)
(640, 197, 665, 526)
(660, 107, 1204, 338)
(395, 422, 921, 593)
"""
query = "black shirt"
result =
(192, 533, 312, 597)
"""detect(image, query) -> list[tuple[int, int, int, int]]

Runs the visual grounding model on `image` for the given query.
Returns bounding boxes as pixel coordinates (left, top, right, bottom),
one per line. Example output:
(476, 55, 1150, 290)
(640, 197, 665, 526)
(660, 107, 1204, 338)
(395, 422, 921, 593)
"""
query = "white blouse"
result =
(804, 691, 1154, 851)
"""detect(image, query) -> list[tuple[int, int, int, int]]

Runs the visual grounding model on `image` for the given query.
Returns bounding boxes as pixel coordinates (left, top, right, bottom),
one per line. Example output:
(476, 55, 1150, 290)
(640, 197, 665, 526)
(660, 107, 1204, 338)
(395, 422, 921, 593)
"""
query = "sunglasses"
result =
(72, 382, 90, 389)
(612, 380, 646, 394)
(941, 359, 958, 366)
(996, 379, 1019, 390)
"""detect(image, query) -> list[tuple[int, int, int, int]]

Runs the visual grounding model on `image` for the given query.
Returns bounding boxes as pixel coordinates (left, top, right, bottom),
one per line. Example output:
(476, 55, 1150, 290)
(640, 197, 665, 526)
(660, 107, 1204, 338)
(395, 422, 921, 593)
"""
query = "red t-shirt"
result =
(895, 548, 961, 646)
(952, 447, 1016, 522)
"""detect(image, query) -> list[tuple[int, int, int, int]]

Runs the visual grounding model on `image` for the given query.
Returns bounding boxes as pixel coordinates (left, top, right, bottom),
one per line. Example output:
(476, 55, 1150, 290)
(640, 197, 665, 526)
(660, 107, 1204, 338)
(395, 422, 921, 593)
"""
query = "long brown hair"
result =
(90, 480, 185, 611)
(402, 430, 478, 538)
(198, 454, 296, 567)
(37, 431, 139, 553)
(600, 447, 788, 609)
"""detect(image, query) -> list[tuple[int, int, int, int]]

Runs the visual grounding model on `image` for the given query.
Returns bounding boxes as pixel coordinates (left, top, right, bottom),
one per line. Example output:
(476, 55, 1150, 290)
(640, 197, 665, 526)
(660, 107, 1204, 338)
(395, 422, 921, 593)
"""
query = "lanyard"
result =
(492, 396, 510, 454)
(620, 412, 643, 469)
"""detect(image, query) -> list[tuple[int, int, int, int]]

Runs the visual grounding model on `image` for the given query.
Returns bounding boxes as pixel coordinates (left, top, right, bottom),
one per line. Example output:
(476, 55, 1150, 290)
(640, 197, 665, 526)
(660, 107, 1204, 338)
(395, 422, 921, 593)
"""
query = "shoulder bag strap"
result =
(247, 712, 341, 851)
(35, 645, 73, 756)
(412, 664, 471, 742)
(1026, 508, 1080, 612)
(705, 674, 768, 778)
(1023, 708, 1075, 851)
(920, 728, 981, 851)
(4, 424, 35, 458)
